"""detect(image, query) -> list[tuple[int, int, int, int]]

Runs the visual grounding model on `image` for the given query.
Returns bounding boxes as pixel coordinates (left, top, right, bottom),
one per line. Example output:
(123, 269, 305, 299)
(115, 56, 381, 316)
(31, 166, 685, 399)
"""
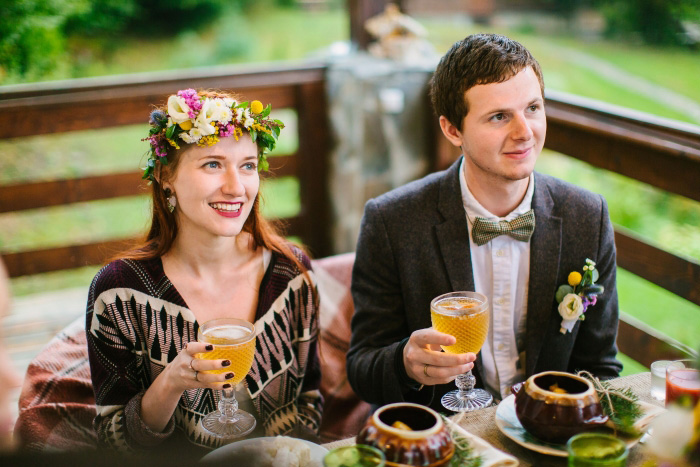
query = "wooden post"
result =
(296, 80, 333, 258)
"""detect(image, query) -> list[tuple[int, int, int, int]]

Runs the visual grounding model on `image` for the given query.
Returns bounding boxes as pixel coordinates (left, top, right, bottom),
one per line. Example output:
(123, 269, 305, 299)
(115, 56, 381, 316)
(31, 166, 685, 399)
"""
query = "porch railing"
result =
(1, 62, 698, 368)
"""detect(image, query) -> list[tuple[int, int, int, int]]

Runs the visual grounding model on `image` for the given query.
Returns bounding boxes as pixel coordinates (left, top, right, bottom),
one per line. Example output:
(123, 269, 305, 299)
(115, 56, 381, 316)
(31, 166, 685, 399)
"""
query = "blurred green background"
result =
(1, 0, 699, 374)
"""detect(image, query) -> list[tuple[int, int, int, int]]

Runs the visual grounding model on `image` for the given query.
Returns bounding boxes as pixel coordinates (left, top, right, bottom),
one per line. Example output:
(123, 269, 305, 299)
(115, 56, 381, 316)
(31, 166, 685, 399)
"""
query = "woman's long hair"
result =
(116, 90, 312, 283)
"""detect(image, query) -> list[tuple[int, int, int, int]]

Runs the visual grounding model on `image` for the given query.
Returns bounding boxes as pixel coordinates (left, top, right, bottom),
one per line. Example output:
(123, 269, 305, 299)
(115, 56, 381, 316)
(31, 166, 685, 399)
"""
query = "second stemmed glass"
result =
(430, 291, 492, 412)
(196, 318, 257, 439)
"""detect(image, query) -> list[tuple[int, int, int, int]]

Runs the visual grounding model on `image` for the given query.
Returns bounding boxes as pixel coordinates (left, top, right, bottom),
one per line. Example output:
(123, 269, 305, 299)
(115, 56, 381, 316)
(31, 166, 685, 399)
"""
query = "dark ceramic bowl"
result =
(357, 403, 454, 467)
(512, 371, 608, 444)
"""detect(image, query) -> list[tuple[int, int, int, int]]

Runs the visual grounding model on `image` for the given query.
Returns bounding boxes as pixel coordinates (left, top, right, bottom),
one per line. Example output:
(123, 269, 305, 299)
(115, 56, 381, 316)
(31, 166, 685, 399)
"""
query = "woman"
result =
(86, 89, 322, 452)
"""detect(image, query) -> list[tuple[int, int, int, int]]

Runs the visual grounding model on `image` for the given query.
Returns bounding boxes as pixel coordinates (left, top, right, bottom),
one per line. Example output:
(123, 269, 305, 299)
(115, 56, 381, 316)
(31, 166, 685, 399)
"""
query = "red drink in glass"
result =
(666, 363, 700, 407)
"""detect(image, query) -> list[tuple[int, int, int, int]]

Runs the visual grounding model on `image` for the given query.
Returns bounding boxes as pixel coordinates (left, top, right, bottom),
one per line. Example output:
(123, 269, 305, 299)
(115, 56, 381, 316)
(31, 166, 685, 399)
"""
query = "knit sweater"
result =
(85, 249, 322, 451)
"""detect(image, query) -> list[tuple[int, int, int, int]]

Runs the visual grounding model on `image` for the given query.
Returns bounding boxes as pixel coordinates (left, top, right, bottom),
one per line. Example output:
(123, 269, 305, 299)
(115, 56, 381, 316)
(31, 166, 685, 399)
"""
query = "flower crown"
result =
(143, 89, 284, 181)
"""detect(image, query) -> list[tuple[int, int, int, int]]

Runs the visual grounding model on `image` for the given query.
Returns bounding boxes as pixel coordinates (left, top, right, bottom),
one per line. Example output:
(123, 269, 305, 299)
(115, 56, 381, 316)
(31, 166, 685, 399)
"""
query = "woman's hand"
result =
(163, 341, 236, 394)
(141, 341, 237, 433)
(402, 328, 475, 386)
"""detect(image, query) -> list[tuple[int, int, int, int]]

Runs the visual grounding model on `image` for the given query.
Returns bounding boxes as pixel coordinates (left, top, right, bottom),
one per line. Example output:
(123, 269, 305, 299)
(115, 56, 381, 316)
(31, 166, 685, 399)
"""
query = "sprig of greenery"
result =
(579, 372, 644, 436)
(441, 416, 483, 467)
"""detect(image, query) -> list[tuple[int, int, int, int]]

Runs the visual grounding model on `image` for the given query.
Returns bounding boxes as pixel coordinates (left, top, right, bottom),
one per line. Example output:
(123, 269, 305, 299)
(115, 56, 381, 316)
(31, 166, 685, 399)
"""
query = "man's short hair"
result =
(430, 33, 544, 129)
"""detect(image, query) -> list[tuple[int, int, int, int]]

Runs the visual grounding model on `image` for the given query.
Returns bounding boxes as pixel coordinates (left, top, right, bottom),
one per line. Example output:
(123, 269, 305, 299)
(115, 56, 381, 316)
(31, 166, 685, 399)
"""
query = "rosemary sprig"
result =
(578, 371, 644, 437)
(442, 415, 483, 467)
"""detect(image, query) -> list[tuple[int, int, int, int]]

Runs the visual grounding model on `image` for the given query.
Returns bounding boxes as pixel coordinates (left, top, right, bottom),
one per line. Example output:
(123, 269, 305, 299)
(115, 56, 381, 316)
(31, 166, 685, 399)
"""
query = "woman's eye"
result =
(243, 162, 257, 171)
(204, 161, 220, 169)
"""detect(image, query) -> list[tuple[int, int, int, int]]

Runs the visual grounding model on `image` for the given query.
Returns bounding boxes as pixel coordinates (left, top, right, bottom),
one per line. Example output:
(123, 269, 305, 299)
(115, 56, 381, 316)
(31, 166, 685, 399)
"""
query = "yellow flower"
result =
(250, 100, 264, 115)
(179, 120, 193, 131)
(233, 127, 243, 141)
(568, 271, 582, 287)
(166, 138, 180, 149)
(197, 135, 219, 147)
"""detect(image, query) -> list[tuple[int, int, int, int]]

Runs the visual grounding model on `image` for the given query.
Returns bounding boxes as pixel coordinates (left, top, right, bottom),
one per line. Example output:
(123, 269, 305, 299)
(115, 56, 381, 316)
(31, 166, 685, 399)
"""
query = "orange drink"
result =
(197, 324, 256, 385)
(431, 296, 489, 355)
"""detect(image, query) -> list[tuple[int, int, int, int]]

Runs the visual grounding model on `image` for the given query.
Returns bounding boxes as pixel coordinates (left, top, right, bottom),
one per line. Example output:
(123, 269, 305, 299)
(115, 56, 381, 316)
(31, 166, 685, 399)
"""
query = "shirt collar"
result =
(459, 156, 535, 221)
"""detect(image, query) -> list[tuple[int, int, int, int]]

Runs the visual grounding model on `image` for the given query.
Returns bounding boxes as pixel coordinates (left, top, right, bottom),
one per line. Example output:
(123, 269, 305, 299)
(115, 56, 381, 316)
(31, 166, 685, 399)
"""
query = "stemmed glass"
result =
(197, 318, 257, 439)
(430, 291, 492, 411)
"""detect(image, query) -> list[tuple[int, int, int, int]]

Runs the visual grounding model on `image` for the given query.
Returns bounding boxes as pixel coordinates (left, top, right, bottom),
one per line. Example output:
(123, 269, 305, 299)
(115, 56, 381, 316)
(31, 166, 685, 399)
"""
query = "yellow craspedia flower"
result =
(179, 120, 193, 131)
(250, 100, 264, 115)
(568, 271, 582, 287)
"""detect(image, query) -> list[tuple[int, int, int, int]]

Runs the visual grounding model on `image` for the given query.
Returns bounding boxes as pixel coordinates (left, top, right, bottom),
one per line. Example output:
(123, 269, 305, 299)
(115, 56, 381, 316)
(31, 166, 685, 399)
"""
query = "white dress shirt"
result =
(458, 158, 534, 399)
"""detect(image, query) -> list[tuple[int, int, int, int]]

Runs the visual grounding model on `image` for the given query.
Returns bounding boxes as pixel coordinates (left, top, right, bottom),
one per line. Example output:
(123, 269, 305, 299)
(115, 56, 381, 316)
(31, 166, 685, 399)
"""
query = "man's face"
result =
(449, 66, 546, 184)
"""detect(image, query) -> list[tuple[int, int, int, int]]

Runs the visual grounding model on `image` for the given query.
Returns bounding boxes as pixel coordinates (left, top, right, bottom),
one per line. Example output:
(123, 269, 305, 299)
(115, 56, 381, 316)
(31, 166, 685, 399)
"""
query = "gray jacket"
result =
(347, 157, 622, 411)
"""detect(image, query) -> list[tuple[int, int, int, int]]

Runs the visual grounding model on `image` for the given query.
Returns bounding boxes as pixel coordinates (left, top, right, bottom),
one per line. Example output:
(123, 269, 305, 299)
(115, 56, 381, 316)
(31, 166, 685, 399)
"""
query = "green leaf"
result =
(165, 125, 176, 139)
(260, 132, 275, 146)
(592, 268, 600, 283)
(250, 129, 258, 143)
(271, 126, 281, 139)
(583, 284, 604, 296)
(261, 105, 271, 117)
(237, 101, 249, 108)
(259, 157, 269, 172)
(555, 285, 574, 303)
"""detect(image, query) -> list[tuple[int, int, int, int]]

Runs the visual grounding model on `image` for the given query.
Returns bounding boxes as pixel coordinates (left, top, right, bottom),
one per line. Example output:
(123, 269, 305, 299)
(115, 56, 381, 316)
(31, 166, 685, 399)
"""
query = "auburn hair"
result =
(115, 89, 313, 285)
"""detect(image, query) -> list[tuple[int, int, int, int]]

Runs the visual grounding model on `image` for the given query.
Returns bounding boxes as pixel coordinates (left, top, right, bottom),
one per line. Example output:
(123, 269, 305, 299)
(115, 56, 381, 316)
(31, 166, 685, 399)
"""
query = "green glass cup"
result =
(567, 433, 628, 467)
(323, 444, 386, 467)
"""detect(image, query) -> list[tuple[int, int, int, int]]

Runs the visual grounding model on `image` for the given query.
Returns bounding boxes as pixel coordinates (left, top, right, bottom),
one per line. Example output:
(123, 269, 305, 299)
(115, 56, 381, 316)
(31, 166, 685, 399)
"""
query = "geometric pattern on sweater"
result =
(86, 250, 322, 451)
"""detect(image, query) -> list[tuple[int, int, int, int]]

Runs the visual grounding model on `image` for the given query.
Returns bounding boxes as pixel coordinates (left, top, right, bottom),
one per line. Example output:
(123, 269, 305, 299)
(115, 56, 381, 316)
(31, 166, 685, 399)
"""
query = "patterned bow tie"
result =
(471, 209, 535, 246)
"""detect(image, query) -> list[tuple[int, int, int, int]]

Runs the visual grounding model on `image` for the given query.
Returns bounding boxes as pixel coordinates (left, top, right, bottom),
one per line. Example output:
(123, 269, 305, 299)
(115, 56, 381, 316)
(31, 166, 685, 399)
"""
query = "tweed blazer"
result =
(347, 157, 622, 411)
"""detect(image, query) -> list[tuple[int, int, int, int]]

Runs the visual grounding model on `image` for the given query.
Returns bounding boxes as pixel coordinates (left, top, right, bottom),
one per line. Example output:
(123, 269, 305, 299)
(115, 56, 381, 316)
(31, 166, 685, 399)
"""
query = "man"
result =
(346, 33, 622, 412)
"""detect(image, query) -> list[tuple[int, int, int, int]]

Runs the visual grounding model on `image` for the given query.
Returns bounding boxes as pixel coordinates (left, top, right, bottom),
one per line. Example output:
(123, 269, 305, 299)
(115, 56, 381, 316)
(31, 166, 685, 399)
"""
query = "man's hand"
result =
(403, 328, 475, 385)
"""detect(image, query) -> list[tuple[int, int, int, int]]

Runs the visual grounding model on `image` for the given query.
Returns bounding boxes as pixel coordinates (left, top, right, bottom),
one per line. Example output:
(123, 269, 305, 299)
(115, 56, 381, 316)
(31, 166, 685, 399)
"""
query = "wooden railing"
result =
(0, 62, 333, 278)
(434, 89, 700, 367)
(2, 63, 698, 368)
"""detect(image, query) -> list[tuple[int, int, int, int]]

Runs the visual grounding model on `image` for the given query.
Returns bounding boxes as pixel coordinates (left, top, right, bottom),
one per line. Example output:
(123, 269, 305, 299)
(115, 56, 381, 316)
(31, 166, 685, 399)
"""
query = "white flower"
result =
(194, 98, 217, 136)
(167, 95, 191, 124)
(179, 127, 203, 144)
(223, 97, 237, 108)
(558, 293, 584, 333)
(244, 117, 254, 129)
(646, 405, 694, 461)
(209, 98, 233, 123)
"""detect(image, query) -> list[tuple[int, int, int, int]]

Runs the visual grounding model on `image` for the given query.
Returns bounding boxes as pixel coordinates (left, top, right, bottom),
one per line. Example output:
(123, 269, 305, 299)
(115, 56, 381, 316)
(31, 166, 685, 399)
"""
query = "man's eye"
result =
(491, 113, 505, 121)
(529, 105, 539, 112)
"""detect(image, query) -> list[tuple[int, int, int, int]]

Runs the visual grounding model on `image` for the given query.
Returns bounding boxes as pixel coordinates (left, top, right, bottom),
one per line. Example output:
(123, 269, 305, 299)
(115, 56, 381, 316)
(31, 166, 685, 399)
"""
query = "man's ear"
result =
(438, 116, 463, 148)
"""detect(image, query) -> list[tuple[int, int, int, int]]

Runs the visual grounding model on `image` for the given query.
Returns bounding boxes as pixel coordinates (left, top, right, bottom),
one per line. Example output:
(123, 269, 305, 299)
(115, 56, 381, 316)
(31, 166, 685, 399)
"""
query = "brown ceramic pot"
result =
(357, 403, 454, 467)
(512, 371, 609, 444)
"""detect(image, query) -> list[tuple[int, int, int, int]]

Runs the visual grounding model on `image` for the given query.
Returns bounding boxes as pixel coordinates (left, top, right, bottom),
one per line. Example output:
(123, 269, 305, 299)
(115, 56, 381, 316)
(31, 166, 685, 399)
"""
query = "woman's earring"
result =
(168, 195, 177, 213)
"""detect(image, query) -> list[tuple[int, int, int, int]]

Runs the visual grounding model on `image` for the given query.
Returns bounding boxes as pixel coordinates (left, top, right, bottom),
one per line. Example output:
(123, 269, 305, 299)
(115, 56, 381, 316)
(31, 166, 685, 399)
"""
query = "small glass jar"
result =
(567, 433, 628, 467)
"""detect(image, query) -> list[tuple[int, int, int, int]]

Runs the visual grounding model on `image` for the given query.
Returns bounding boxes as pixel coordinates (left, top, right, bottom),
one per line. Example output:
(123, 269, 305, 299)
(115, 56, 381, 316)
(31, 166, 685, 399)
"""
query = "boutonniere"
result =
(555, 259, 604, 334)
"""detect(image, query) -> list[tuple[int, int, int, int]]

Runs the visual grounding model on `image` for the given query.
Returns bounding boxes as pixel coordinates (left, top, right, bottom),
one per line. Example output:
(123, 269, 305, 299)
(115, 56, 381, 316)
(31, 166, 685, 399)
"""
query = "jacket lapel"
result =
(434, 157, 475, 294)
(525, 173, 562, 375)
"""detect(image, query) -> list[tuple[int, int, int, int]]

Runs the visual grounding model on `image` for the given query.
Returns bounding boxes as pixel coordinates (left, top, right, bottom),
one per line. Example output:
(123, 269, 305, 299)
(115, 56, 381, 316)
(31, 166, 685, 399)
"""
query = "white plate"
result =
(201, 436, 329, 466)
(494, 394, 646, 457)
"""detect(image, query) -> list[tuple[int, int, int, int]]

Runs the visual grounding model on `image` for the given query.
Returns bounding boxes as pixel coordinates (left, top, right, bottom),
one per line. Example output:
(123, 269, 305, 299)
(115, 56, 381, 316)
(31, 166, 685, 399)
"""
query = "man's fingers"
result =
(411, 328, 456, 347)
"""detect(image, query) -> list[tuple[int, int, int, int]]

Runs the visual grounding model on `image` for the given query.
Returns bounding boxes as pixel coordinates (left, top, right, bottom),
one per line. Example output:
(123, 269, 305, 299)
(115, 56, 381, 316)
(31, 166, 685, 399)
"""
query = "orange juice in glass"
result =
(197, 318, 257, 439)
(430, 291, 492, 412)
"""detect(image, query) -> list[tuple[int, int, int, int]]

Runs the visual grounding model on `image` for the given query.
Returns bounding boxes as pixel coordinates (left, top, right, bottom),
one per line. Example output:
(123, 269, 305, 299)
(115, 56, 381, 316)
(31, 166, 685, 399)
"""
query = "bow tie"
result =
(471, 209, 535, 246)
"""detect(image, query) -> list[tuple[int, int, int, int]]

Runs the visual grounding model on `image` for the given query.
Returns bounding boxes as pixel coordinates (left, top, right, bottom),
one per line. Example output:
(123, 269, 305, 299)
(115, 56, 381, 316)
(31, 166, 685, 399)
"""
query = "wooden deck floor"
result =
(4, 287, 86, 426)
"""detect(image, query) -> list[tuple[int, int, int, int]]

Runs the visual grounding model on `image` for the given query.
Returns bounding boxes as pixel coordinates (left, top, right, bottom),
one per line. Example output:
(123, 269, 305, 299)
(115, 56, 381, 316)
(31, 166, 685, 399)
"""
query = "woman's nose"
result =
(222, 169, 245, 196)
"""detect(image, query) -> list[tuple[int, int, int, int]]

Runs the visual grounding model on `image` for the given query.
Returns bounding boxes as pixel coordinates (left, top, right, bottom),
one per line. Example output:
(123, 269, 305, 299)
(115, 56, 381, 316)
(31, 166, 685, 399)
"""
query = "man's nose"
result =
(511, 114, 534, 140)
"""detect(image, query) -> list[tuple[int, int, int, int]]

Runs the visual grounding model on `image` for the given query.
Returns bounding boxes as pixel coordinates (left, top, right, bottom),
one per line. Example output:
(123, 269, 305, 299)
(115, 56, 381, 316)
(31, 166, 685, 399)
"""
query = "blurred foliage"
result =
(596, 0, 700, 46)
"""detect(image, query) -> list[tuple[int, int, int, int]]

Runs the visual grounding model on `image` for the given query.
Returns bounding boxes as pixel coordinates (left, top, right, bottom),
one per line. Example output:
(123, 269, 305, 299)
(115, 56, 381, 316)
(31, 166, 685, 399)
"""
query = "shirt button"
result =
(495, 249, 505, 257)
(496, 297, 507, 306)
(497, 343, 506, 351)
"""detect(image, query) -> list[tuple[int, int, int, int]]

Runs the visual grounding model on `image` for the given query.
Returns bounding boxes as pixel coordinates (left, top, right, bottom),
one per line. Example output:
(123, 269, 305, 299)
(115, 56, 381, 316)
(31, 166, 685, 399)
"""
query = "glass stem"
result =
(218, 387, 239, 422)
(455, 370, 476, 400)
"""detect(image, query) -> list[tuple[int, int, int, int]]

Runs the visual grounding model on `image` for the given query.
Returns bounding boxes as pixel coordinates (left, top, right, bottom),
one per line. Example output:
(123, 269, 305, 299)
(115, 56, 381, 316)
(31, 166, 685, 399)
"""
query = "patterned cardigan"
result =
(85, 249, 322, 451)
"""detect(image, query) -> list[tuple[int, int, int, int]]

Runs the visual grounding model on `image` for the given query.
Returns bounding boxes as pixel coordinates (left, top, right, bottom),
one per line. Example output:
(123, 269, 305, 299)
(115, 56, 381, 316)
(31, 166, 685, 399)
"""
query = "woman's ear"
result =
(439, 115, 464, 148)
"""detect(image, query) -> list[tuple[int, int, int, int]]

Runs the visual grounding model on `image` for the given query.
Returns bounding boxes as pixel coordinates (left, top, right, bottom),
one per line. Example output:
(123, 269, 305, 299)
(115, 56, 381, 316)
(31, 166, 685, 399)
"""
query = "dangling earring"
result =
(164, 188, 176, 213)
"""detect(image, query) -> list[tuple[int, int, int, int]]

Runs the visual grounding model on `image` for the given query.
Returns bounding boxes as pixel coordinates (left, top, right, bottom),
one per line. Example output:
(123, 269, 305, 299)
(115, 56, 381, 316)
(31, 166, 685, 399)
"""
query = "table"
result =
(323, 373, 662, 466)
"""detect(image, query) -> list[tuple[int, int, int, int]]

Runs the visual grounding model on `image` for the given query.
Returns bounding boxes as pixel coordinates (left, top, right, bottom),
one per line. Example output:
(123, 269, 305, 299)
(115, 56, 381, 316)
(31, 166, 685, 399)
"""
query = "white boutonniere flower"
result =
(555, 259, 604, 334)
(194, 98, 217, 136)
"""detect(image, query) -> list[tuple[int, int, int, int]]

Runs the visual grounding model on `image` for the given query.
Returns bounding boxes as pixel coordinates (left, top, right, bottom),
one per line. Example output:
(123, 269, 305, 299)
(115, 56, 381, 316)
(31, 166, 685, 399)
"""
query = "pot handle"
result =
(510, 382, 524, 396)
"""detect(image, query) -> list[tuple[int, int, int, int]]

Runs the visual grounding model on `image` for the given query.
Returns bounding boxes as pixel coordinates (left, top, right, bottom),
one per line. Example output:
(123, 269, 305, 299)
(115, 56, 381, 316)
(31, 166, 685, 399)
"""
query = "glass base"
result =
(441, 388, 493, 412)
(201, 409, 256, 440)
